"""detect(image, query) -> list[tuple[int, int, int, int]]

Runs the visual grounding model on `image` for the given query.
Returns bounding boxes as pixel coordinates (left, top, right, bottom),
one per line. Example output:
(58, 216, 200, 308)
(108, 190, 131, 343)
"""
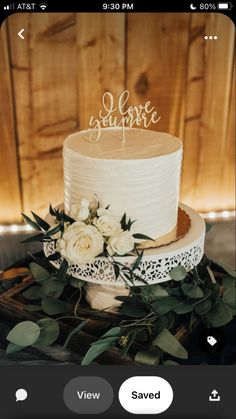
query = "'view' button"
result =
(119, 376, 173, 414)
(63, 376, 114, 414)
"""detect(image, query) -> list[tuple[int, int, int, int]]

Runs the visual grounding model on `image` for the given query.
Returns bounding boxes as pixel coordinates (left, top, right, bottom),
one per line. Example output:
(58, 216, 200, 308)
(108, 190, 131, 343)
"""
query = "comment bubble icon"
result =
(15, 388, 28, 402)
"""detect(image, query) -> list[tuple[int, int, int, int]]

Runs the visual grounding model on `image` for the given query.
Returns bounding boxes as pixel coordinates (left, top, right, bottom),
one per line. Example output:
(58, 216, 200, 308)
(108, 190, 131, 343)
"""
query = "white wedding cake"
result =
(63, 127, 182, 243)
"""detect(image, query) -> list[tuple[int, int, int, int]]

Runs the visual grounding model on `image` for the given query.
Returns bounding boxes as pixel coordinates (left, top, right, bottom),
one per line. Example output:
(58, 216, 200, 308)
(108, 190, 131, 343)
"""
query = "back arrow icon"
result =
(18, 29, 24, 39)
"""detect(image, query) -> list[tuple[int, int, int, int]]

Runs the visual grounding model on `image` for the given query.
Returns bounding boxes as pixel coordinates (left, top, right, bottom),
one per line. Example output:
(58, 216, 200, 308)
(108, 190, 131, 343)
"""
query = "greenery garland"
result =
(4, 206, 236, 364)
(5, 255, 236, 365)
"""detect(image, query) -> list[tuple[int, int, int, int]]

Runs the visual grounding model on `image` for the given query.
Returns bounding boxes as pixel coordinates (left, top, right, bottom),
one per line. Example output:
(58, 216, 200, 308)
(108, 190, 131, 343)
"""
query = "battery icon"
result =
(217, 2, 233, 9)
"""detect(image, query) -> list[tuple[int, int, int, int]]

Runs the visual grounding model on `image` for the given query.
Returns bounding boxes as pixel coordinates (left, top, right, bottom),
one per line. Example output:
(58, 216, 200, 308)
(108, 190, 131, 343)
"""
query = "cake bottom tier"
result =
(85, 283, 130, 312)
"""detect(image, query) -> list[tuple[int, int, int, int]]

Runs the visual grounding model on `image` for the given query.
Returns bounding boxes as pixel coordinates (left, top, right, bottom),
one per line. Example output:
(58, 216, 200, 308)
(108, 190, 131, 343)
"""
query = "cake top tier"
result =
(64, 127, 182, 160)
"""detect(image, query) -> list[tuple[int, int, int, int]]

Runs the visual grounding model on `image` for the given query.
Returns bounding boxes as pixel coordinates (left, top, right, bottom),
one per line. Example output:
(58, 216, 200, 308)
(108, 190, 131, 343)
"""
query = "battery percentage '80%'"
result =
(200, 3, 216, 9)
(103, 3, 134, 10)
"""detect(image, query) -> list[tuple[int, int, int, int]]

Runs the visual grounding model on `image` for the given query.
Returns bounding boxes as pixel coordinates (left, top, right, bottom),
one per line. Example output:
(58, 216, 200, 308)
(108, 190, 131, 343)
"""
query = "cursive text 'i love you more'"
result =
(88, 90, 161, 142)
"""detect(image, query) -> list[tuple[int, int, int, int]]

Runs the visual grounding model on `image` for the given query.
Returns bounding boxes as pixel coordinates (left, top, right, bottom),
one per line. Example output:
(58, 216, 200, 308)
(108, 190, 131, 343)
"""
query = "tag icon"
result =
(207, 336, 217, 347)
(199, 328, 225, 355)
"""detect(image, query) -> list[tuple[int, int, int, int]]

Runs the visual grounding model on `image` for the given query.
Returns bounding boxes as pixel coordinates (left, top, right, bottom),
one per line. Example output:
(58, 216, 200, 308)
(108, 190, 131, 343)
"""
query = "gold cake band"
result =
(138, 207, 191, 250)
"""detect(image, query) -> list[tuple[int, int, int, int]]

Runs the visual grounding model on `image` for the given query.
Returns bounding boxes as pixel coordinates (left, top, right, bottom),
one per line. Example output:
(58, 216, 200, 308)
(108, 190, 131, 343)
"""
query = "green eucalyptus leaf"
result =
(132, 273, 148, 286)
(49, 204, 57, 217)
(223, 275, 236, 289)
(33, 318, 60, 347)
(166, 311, 176, 327)
(63, 320, 87, 350)
(120, 213, 127, 230)
(132, 251, 144, 272)
(46, 252, 61, 261)
(163, 360, 179, 366)
(114, 264, 120, 280)
(90, 336, 120, 346)
(81, 337, 118, 365)
(223, 287, 236, 314)
(174, 302, 193, 314)
(152, 328, 188, 359)
(41, 277, 65, 299)
(20, 233, 45, 243)
(23, 285, 44, 301)
(169, 266, 187, 281)
(181, 283, 204, 299)
(140, 286, 151, 302)
(194, 298, 212, 315)
(70, 278, 84, 288)
(168, 287, 183, 297)
(29, 262, 50, 283)
(205, 223, 212, 233)
(25, 304, 42, 312)
(119, 302, 147, 318)
(42, 297, 72, 315)
(7, 321, 40, 346)
(97, 327, 121, 339)
(27, 252, 52, 272)
(153, 315, 169, 334)
(31, 211, 50, 231)
(126, 218, 136, 231)
(21, 213, 41, 231)
(121, 270, 135, 285)
(190, 313, 197, 331)
(116, 295, 132, 302)
(151, 296, 182, 314)
(210, 283, 221, 305)
(81, 327, 121, 365)
(205, 300, 233, 327)
(143, 284, 169, 302)
(135, 350, 160, 365)
(60, 211, 75, 224)
(58, 259, 69, 282)
(133, 233, 155, 242)
(6, 343, 25, 354)
(43, 224, 61, 239)
(150, 285, 169, 298)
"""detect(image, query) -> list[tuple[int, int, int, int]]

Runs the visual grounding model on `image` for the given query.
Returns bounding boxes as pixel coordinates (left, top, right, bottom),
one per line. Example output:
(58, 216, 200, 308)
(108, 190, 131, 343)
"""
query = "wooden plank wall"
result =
(0, 13, 235, 223)
(0, 25, 22, 223)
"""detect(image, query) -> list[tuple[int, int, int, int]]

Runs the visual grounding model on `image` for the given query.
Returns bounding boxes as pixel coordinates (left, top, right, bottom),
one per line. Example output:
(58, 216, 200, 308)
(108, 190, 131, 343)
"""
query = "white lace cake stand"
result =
(44, 203, 205, 311)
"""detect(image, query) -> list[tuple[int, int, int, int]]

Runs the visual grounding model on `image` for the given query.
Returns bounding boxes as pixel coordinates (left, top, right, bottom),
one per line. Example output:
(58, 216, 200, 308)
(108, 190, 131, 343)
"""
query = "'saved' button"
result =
(119, 376, 173, 414)
(63, 376, 113, 414)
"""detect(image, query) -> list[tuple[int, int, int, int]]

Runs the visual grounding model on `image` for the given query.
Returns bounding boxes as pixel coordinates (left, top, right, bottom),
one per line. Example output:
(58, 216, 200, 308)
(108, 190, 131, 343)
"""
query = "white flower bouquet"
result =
(21, 197, 154, 285)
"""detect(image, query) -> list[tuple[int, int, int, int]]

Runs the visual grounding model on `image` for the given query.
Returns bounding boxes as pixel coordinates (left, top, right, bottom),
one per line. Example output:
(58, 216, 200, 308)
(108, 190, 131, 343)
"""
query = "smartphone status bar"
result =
(0, 1, 235, 14)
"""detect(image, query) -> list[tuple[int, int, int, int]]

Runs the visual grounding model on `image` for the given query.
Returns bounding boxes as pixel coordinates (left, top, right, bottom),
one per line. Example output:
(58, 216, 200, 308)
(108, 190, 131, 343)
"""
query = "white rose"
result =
(93, 208, 122, 237)
(107, 230, 135, 256)
(58, 221, 104, 265)
(69, 199, 90, 221)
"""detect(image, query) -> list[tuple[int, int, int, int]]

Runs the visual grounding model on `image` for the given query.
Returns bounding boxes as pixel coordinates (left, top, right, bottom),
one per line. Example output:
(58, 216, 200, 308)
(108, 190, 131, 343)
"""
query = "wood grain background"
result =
(0, 13, 235, 223)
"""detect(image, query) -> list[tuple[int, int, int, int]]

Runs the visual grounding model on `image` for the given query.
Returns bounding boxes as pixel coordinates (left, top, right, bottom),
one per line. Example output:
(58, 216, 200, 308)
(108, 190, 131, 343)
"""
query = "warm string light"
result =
(200, 210, 236, 220)
(0, 224, 33, 234)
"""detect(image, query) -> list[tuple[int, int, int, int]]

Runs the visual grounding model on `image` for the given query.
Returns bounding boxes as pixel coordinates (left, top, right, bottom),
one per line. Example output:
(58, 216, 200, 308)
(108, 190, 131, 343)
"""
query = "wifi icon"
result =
(39, 3, 48, 10)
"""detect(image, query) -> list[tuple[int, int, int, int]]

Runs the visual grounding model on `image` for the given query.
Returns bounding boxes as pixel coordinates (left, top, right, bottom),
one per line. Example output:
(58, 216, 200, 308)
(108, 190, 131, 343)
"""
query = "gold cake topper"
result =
(88, 90, 161, 142)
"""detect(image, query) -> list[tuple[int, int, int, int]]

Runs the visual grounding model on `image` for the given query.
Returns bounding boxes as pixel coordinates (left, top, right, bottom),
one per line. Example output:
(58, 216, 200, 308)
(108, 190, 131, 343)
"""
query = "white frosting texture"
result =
(63, 127, 182, 239)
